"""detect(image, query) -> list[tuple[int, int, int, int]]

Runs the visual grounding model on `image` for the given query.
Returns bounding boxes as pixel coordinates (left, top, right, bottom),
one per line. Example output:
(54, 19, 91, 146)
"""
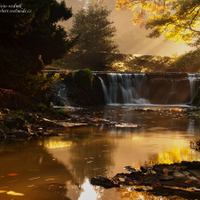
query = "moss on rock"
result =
(192, 87, 200, 106)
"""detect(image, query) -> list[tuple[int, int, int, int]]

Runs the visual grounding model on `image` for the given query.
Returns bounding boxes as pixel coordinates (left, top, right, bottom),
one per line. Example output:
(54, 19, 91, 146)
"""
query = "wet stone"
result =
(188, 170, 200, 180)
(173, 169, 185, 179)
(124, 166, 137, 173)
(91, 162, 200, 199)
(159, 174, 174, 181)
(182, 171, 198, 181)
(91, 176, 114, 188)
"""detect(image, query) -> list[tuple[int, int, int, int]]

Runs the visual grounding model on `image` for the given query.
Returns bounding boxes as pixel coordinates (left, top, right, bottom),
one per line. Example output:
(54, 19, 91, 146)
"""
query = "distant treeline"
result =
(48, 49, 200, 73)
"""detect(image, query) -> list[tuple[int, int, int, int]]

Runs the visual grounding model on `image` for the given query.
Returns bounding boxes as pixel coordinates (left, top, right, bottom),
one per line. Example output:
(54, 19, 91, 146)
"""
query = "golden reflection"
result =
(41, 140, 72, 149)
(131, 136, 142, 141)
(0, 190, 25, 196)
(157, 144, 196, 164)
(130, 142, 199, 169)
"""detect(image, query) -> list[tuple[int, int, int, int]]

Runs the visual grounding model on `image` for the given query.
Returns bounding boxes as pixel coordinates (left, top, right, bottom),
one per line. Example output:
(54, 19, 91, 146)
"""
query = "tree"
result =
(116, 0, 200, 46)
(0, 0, 72, 95)
(69, 2, 119, 70)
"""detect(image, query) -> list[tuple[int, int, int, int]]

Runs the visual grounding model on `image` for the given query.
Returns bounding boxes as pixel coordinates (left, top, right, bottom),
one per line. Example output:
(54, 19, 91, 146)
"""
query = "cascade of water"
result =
(97, 76, 111, 103)
(99, 73, 149, 104)
(165, 78, 178, 104)
(188, 73, 197, 100)
(52, 81, 69, 106)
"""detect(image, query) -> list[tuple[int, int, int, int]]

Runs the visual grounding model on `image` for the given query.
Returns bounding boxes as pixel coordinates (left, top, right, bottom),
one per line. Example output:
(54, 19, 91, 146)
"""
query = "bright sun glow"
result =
(78, 179, 99, 200)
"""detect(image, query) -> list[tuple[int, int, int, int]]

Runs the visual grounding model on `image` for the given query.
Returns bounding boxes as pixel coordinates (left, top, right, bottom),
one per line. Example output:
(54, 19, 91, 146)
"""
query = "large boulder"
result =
(48, 72, 106, 106)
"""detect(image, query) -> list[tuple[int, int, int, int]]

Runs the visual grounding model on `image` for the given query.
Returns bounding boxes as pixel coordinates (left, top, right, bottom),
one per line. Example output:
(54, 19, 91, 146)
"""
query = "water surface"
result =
(0, 105, 200, 200)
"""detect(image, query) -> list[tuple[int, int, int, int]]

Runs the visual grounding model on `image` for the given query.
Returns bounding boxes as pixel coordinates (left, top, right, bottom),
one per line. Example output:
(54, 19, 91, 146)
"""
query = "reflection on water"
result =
(0, 105, 200, 199)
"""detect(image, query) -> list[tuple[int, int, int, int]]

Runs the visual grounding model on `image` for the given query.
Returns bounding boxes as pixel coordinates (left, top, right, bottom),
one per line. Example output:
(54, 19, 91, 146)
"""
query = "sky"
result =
(61, 0, 193, 56)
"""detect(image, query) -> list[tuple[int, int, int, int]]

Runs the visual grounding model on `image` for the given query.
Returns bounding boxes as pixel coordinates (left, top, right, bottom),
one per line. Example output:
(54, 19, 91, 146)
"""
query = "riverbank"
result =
(0, 102, 199, 141)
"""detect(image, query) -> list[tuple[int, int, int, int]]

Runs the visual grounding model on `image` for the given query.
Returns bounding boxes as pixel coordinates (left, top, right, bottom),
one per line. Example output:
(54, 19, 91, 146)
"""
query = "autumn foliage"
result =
(116, 0, 200, 44)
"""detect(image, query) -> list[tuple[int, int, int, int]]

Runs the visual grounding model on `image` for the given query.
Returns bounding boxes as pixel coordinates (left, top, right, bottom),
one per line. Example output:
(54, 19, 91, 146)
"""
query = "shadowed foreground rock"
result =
(91, 161, 200, 199)
(0, 88, 36, 110)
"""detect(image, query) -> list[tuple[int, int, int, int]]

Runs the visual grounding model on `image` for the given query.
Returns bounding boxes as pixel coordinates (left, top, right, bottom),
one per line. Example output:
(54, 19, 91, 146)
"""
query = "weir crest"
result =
(95, 73, 200, 105)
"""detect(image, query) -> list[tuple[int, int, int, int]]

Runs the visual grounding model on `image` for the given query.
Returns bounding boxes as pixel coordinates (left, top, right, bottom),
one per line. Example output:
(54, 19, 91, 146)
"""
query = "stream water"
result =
(0, 105, 200, 200)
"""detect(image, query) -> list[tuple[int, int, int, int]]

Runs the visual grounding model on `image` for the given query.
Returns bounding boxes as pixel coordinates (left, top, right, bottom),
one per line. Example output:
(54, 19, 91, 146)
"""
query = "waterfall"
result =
(98, 76, 111, 103)
(165, 78, 178, 104)
(98, 73, 149, 105)
(188, 73, 197, 100)
(51, 81, 69, 106)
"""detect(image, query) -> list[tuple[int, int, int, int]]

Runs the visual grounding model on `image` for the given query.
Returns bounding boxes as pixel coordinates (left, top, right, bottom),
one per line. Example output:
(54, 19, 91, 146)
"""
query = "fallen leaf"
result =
(163, 168, 169, 175)
(145, 186, 153, 190)
(151, 170, 156, 174)
(173, 165, 181, 170)
(129, 182, 134, 185)
(163, 186, 194, 192)
(94, 118, 101, 122)
(112, 179, 118, 185)
(185, 180, 192, 184)
(119, 177, 125, 182)
(154, 183, 162, 187)
(138, 178, 143, 183)
(7, 173, 18, 177)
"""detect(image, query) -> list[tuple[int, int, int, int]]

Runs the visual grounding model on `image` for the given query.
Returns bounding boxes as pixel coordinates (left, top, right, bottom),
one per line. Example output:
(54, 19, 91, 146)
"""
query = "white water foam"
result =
(100, 73, 149, 104)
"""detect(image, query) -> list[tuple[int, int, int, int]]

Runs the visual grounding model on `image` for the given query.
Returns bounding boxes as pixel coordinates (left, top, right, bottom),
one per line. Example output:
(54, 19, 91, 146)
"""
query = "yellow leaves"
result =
(116, 0, 139, 11)
(163, 185, 195, 192)
(129, 181, 134, 185)
(116, 0, 200, 44)
(116, 4, 121, 11)
(132, 11, 146, 27)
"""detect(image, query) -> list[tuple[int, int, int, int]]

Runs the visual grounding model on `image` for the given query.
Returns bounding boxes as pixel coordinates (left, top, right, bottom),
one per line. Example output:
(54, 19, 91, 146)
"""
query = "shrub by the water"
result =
(192, 87, 200, 106)
(72, 68, 94, 90)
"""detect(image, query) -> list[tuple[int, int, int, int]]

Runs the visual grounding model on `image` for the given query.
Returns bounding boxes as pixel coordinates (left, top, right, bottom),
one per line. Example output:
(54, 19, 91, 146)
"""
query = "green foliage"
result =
(192, 87, 200, 106)
(12, 110, 25, 120)
(59, 108, 67, 115)
(73, 68, 94, 90)
(69, 3, 119, 70)
(7, 110, 27, 129)
(37, 103, 47, 111)
(50, 102, 54, 108)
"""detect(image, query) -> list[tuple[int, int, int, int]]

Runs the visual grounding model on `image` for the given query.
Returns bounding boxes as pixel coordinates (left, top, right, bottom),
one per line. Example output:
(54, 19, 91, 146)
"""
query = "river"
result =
(0, 105, 200, 199)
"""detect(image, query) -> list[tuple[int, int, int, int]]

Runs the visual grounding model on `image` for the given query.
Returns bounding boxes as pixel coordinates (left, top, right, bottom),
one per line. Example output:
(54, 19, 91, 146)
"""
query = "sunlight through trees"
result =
(116, 0, 200, 46)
